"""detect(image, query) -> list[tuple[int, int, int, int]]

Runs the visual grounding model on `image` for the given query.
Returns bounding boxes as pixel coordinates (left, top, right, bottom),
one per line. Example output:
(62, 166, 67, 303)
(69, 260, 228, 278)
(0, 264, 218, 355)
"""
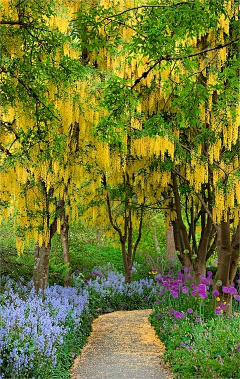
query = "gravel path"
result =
(71, 309, 174, 379)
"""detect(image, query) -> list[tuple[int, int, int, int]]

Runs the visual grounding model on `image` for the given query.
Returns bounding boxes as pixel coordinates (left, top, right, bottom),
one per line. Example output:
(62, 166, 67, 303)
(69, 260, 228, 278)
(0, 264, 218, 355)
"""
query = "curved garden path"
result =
(71, 309, 174, 379)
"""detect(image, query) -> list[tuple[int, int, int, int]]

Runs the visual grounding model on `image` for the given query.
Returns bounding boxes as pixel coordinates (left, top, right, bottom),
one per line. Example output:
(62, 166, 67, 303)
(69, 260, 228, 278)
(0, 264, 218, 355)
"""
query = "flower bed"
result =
(149, 267, 240, 378)
(1, 264, 240, 378)
(0, 277, 90, 379)
(72, 263, 162, 311)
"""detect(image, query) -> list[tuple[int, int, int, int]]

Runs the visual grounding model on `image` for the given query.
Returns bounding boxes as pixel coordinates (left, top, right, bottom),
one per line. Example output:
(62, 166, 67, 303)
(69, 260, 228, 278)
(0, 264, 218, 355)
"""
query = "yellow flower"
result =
(223, 301, 226, 305)
(216, 297, 220, 301)
(152, 271, 158, 275)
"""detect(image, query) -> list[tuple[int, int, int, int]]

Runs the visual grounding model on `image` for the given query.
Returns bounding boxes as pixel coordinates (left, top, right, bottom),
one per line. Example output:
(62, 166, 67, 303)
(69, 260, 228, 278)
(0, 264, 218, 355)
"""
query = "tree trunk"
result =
(193, 258, 206, 285)
(153, 230, 160, 253)
(216, 220, 233, 316)
(61, 215, 71, 286)
(33, 243, 51, 293)
(121, 240, 132, 283)
(166, 224, 176, 263)
(229, 224, 240, 284)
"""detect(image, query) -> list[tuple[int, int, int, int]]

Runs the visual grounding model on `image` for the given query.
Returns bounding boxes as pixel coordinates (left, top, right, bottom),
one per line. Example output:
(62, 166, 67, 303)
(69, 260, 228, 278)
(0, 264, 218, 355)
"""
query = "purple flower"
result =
(212, 290, 220, 296)
(169, 308, 175, 315)
(174, 311, 182, 320)
(198, 291, 207, 299)
(171, 291, 179, 298)
(215, 307, 222, 314)
(187, 308, 193, 313)
(180, 342, 185, 347)
(237, 345, 240, 352)
(157, 313, 163, 319)
(195, 318, 200, 322)
(222, 286, 230, 294)
(83, 268, 87, 272)
(155, 300, 160, 305)
(83, 280, 89, 285)
(234, 295, 240, 301)
(230, 287, 237, 295)
(182, 286, 189, 294)
(207, 271, 212, 277)
(74, 270, 80, 274)
(190, 290, 196, 296)
(220, 303, 227, 310)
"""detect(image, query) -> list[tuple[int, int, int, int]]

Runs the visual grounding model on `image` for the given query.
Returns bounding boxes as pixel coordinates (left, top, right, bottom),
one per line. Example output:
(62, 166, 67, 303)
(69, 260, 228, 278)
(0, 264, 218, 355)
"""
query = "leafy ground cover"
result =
(149, 267, 240, 379)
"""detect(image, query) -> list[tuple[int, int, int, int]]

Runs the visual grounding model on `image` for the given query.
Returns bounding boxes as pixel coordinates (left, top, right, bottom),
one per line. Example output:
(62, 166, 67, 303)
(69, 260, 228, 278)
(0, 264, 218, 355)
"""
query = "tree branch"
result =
(0, 20, 27, 26)
(131, 202, 144, 265)
(101, 1, 195, 21)
(103, 174, 124, 240)
(131, 39, 238, 89)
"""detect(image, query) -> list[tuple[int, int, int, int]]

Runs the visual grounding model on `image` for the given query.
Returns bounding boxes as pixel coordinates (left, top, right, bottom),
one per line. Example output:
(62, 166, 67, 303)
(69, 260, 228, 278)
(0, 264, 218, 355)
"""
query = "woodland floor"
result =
(71, 309, 174, 379)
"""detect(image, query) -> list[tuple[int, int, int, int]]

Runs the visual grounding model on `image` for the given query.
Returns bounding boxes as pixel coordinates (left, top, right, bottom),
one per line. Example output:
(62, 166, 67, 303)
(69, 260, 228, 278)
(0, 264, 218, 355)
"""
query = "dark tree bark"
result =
(33, 243, 51, 293)
(33, 199, 62, 292)
(61, 214, 71, 286)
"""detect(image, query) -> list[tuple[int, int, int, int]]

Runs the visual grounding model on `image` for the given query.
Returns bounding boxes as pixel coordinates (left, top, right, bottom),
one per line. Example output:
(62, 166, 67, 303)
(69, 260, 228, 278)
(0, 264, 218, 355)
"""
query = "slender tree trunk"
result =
(153, 228, 161, 252)
(61, 215, 71, 286)
(229, 224, 240, 284)
(166, 224, 176, 262)
(121, 240, 132, 283)
(216, 220, 233, 316)
(33, 243, 51, 293)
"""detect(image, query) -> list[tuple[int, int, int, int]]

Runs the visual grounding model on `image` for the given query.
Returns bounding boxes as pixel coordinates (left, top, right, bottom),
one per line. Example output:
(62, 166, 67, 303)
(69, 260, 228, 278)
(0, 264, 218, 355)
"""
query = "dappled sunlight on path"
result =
(71, 309, 173, 379)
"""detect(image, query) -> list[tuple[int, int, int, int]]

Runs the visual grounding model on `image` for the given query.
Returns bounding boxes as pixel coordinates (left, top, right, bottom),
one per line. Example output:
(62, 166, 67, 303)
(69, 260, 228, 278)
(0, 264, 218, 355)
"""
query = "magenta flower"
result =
(230, 287, 237, 295)
(215, 307, 222, 314)
(174, 311, 182, 319)
(157, 313, 163, 318)
(187, 308, 193, 313)
(237, 345, 240, 352)
(171, 291, 179, 298)
(234, 295, 240, 301)
(207, 271, 212, 277)
(182, 286, 189, 294)
(180, 342, 185, 347)
(195, 318, 200, 322)
(190, 290, 196, 296)
(222, 286, 230, 294)
(155, 299, 160, 305)
(212, 290, 220, 296)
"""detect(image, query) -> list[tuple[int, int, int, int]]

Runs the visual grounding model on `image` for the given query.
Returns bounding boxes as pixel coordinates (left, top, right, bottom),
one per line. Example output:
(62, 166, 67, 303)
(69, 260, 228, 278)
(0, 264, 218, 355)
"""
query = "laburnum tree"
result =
(0, 0, 98, 290)
(75, 0, 239, 298)
(1, 0, 239, 302)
